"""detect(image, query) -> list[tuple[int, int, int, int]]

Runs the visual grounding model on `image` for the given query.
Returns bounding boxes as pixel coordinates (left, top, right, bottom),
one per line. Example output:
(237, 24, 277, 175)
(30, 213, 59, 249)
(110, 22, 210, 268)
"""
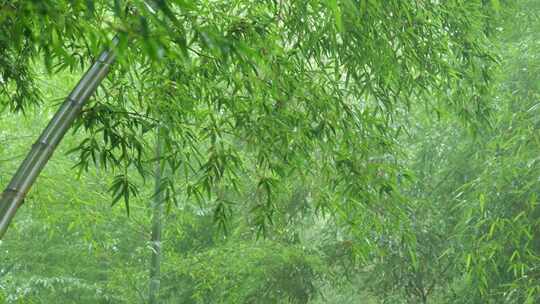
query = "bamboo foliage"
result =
(0, 0, 503, 245)
(3, 1, 500, 211)
(0, 37, 119, 238)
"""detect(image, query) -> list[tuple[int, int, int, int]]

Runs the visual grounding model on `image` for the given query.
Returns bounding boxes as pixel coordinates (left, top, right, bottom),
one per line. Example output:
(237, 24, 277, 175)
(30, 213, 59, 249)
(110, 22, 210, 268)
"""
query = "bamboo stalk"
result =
(0, 37, 119, 239)
(149, 125, 164, 304)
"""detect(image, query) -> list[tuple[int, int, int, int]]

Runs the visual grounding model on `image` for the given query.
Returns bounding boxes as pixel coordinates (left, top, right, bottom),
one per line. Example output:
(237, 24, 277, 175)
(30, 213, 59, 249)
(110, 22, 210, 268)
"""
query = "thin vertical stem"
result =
(149, 126, 164, 304)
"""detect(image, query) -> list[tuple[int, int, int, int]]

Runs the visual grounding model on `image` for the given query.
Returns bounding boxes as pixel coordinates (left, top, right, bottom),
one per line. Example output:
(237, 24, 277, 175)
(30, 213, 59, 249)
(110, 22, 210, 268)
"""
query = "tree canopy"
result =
(1, 0, 499, 229)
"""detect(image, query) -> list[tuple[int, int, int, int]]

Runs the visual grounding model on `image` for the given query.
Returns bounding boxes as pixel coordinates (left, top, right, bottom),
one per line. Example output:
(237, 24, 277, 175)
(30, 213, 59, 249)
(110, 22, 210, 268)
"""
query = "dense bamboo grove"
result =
(1, 0, 539, 303)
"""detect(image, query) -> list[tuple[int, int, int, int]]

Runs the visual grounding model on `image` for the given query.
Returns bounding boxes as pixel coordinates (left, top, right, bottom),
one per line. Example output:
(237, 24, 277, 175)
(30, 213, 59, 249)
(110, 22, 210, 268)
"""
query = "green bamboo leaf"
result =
(328, 0, 344, 32)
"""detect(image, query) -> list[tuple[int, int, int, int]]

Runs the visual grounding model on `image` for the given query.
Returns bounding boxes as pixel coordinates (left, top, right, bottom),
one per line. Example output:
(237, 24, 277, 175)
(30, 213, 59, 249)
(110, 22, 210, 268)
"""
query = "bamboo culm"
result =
(149, 126, 165, 304)
(0, 37, 119, 239)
